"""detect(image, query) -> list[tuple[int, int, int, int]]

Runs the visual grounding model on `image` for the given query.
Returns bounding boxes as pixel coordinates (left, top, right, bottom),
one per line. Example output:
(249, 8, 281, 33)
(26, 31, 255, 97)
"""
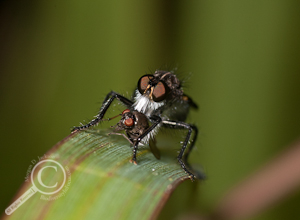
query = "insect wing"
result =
(149, 138, 160, 159)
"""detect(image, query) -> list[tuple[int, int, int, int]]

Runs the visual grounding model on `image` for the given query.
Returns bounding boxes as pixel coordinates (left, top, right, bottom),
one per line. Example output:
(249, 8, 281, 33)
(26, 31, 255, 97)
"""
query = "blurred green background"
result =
(1, 1, 300, 219)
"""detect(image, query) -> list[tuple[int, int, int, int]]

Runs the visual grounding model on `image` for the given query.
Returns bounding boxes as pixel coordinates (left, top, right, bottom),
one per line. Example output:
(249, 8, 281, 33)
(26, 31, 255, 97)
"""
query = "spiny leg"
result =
(72, 91, 133, 132)
(183, 125, 198, 165)
(130, 115, 162, 164)
(162, 120, 201, 181)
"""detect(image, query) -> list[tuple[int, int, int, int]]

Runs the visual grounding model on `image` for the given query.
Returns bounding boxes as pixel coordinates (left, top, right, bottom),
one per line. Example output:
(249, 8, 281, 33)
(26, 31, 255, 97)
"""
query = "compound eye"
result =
(124, 118, 134, 127)
(152, 81, 168, 102)
(122, 109, 130, 115)
(138, 74, 153, 94)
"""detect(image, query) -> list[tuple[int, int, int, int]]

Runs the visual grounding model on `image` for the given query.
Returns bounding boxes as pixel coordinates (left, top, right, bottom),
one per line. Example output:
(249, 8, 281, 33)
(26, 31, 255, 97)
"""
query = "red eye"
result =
(138, 74, 153, 94)
(124, 118, 134, 127)
(152, 82, 168, 102)
(122, 109, 130, 115)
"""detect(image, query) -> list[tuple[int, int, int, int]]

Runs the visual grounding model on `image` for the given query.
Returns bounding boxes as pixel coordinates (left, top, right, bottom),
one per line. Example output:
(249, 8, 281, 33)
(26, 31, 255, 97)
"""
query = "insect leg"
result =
(130, 115, 162, 164)
(107, 132, 134, 145)
(72, 91, 133, 132)
(162, 120, 202, 180)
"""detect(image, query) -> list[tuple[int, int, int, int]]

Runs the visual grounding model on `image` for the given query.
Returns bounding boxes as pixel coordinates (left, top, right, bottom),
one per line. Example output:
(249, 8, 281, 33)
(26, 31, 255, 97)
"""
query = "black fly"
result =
(107, 109, 161, 161)
(72, 69, 202, 180)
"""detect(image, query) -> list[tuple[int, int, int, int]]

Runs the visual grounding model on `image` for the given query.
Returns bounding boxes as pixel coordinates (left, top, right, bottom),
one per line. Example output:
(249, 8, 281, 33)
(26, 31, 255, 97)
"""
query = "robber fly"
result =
(72, 69, 201, 180)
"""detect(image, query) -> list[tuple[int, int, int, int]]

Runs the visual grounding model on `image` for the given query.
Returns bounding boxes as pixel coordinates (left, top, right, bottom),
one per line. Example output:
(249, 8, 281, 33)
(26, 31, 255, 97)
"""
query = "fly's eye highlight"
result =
(152, 81, 168, 102)
(138, 75, 153, 94)
(124, 118, 134, 127)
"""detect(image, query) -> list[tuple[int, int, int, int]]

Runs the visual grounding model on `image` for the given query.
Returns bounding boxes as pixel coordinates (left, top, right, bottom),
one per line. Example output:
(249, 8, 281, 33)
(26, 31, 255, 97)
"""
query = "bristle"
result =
(133, 89, 164, 115)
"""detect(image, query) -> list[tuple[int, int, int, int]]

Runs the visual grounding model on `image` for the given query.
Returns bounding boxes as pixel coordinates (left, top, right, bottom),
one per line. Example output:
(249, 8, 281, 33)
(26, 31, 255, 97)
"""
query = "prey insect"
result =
(107, 109, 161, 161)
(72, 69, 202, 180)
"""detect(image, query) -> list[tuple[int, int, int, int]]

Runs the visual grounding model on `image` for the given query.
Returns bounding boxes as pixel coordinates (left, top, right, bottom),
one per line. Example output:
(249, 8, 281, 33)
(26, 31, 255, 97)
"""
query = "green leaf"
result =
(4, 130, 191, 220)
